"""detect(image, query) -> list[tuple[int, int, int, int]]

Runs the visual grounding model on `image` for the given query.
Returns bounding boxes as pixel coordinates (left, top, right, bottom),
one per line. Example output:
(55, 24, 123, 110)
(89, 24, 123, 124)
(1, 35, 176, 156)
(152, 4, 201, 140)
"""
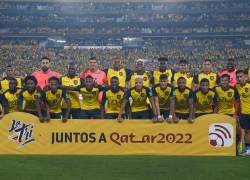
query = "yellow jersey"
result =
(152, 84, 173, 110)
(194, 89, 216, 114)
(106, 68, 131, 88)
(19, 89, 42, 112)
(2, 89, 22, 113)
(130, 72, 150, 88)
(153, 69, 173, 85)
(0, 77, 22, 93)
(41, 89, 67, 114)
(173, 87, 193, 114)
(173, 72, 193, 89)
(214, 86, 239, 115)
(193, 72, 219, 89)
(101, 88, 125, 114)
(236, 83, 250, 114)
(61, 76, 81, 109)
(125, 87, 152, 112)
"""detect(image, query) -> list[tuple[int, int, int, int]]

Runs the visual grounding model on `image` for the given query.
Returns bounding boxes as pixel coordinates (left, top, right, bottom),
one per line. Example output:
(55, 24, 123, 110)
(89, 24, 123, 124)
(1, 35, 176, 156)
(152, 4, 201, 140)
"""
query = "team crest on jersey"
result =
(165, 91, 169, 96)
(119, 72, 123, 76)
(184, 94, 189, 98)
(92, 91, 97, 96)
(227, 92, 232, 97)
(56, 93, 61, 98)
(117, 95, 121, 99)
(141, 93, 145, 97)
(143, 77, 147, 81)
(245, 88, 249, 93)
(74, 80, 78, 85)
(207, 95, 213, 100)
(210, 76, 214, 80)
(187, 73, 191, 78)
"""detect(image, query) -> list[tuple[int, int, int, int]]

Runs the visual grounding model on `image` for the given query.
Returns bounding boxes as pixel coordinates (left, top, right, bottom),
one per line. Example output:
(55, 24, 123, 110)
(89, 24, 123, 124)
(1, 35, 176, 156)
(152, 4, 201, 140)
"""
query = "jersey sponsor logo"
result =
(117, 95, 121, 99)
(74, 80, 78, 85)
(209, 123, 233, 147)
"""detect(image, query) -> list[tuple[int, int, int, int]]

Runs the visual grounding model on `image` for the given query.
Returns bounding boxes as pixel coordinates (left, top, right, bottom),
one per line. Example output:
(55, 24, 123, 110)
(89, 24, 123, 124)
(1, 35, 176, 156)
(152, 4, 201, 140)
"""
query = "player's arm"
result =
(35, 96, 43, 122)
(192, 74, 199, 91)
(0, 95, 5, 118)
(169, 89, 176, 122)
(193, 92, 197, 119)
(213, 89, 219, 113)
(117, 90, 130, 122)
(234, 88, 241, 117)
(62, 90, 71, 122)
(17, 91, 24, 112)
(100, 91, 107, 119)
(40, 92, 50, 122)
(152, 87, 161, 118)
(147, 87, 159, 121)
(188, 90, 195, 123)
(171, 71, 176, 87)
(2, 94, 9, 114)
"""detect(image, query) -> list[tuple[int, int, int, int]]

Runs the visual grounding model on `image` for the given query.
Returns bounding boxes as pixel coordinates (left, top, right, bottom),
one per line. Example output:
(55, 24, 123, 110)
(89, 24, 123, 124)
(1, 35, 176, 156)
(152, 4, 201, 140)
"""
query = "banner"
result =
(0, 112, 236, 156)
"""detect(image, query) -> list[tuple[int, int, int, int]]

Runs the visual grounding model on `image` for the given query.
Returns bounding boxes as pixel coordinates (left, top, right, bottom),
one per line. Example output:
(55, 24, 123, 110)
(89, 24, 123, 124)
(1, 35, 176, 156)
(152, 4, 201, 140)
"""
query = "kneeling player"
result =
(41, 77, 71, 122)
(18, 76, 43, 120)
(117, 76, 156, 121)
(194, 78, 217, 118)
(172, 77, 194, 122)
(236, 70, 250, 156)
(101, 76, 125, 119)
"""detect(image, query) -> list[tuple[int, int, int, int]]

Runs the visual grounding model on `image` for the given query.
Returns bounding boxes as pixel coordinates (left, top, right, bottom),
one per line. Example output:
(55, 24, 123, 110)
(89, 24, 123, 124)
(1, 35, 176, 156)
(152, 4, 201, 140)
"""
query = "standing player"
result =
(61, 62, 83, 119)
(236, 70, 250, 156)
(152, 57, 174, 85)
(104, 57, 132, 89)
(41, 77, 71, 122)
(219, 59, 237, 87)
(18, 76, 43, 120)
(193, 78, 217, 118)
(214, 74, 240, 116)
(2, 78, 22, 114)
(78, 75, 105, 119)
(130, 59, 151, 88)
(152, 74, 173, 121)
(101, 76, 125, 119)
(118, 76, 156, 121)
(0, 65, 22, 93)
(172, 60, 194, 89)
(193, 59, 219, 90)
(32, 56, 61, 90)
(172, 77, 194, 122)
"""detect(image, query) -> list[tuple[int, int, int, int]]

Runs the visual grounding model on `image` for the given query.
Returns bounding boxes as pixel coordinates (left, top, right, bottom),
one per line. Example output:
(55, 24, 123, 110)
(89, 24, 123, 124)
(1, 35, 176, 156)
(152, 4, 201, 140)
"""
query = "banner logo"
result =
(209, 123, 233, 147)
(8, 120, 35, 148)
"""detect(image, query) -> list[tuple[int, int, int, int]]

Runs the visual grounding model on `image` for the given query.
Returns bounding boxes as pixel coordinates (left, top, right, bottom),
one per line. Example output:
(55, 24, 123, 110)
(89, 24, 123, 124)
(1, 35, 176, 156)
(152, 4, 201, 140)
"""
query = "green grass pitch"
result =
(0, 156, 249, 180)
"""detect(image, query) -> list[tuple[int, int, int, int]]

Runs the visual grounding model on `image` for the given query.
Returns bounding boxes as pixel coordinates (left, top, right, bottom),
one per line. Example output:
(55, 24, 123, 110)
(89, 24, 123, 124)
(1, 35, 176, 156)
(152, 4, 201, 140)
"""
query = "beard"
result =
(42, 66, 49, 72)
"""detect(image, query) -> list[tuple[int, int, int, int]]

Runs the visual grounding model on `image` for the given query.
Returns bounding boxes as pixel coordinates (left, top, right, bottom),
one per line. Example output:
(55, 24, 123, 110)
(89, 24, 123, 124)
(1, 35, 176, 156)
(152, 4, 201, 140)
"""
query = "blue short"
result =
(50, 113, 62, 119)
(240, 114, 250, 130)
(62, 108, 81, 119)
(160, 110, 170, 119)
(131, 110, 150, 119)
(105, 113, 126, 119)
(79, 109, 101, 119)
(175, 113, 189, 120)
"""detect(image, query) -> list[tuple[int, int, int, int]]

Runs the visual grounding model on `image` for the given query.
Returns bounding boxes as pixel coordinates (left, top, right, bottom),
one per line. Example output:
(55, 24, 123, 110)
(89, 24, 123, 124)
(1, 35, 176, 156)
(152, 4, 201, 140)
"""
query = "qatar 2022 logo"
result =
(209, 123, 233, 147)
(8, 120, 35, 148)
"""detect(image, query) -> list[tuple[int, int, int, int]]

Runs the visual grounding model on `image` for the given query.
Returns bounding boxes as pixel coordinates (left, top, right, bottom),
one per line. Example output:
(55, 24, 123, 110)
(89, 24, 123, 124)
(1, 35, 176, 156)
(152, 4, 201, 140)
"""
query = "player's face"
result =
(113, 59, 121, 69)
(68, 65, 76, 77)
(85, 77, 94, 88)
(41, 59, 50, 72)
(27, 80, 36, 91)
(177, 78, 186, 89)
(135, 79, 143, 90)
(88, 60, 98, 71)
(9, 80, 17, 91)
(236, 73, 246, 84)
(110, 78, 119, 89)
(159, 62, 166, 71)
(159, 79, 168, 88)
(6, 67, 14, 77)
(49, 80, 58, 91)
(200, 82, 209, 93)
(220, 77, 230, 88)
(179, 63, 188, 73)
(136, 61, 144, 71)
(203, 61, 212, 72)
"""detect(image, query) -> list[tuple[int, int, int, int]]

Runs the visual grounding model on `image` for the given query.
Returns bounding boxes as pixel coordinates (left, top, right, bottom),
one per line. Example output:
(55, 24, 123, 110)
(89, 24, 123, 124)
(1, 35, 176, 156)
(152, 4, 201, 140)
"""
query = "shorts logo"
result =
(74, 80, 78, 85)
(245, 88, 249, 93)
(227, 92, 232, 97)
(209, 123, 233, 147)
(8, 120, 35, 148)
(210, 76, 214, 80)
(119, 72, 123, 76)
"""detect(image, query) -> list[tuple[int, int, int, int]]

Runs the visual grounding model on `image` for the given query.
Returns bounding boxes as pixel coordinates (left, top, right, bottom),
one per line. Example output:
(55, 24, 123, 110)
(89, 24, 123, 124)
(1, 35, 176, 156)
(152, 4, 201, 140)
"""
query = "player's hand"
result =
(39, 117, 45, 123)
(233, 114, 239, 121)
(188, 118, 195, 124)
(62, 117, 68, 123)
(44, 116, 50, 122)
(117, 115, 124, 123)
(173, 116, 179, 123)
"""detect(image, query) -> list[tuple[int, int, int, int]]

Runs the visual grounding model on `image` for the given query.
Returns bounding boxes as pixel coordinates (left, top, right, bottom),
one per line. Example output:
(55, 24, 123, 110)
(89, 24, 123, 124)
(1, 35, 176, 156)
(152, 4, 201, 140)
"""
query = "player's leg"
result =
(239, 114, 250, 156)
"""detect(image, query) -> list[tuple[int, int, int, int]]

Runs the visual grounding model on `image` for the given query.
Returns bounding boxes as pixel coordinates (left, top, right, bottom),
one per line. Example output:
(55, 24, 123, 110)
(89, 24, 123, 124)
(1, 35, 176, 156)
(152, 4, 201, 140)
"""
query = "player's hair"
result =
(24, 76, 38, 85)
(200, 78, 210, 84)
(89, 57, 97, 61)
(85, 75, 94, 80)
(159, 74, 168, 80)
(177, 76, 186, 82)
(220, 74, 230, 80)
(179, 59, 188, 64)
(48, 76, 59, 83)
(158, 57, 168, 62)
(204, 59, 212, 63)
(136, 59, 144, 66)
(6, 65, 13, 68)
(41, 56, 50, 62)
(135, 75, 143, 82)
(68, 62, 76, 68)
(111, 76, 119, 81)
